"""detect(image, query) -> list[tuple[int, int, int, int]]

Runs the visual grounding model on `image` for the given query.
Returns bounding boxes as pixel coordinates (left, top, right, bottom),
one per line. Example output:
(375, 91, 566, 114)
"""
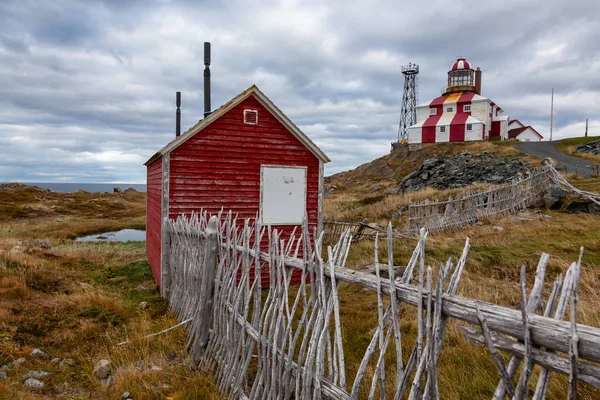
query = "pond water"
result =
(76, 229, 146, 242)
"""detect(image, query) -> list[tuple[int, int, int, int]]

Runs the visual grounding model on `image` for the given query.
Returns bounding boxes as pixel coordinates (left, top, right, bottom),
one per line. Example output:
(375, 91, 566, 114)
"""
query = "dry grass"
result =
(556, 136, 600, 163)
(0, 186, 222, 399)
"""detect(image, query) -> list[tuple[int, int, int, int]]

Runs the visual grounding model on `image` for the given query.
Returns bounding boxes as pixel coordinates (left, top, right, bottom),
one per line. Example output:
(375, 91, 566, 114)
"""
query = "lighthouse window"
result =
(464, 105, 471, 112)
(466, 124, 473, 131)
(446, 107, 454, 113)
(429, 108, 437, 115)
(439, 126, 446, 133)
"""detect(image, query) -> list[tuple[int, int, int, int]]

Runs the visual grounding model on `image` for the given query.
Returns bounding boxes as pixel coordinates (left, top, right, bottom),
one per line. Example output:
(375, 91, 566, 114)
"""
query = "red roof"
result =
(508, 126, 543, 139)
(451, 58, 472, 71)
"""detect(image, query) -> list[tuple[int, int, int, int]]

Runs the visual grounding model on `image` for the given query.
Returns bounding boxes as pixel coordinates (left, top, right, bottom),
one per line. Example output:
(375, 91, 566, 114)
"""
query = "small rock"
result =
(137, 301, 149, 310)
(150, 366, 163, 371)
(30, 349, 46, 358)
(23, 378, 44, 388)
(51, 358, 60, 366)
(9, 246, 22, 254)
(60, 358, 75, 367)
(492, 226, 504, 232)
(0, 371, 7, 380)
(56, 218, 64, 222)
(24, 370, 52, 379)
(0, 365, 8, 372)
(14, 358, 26, 368)
(93, 359, 111, 380)
(114, 187, 123, 193)
(544, 214, 553, 219)
(137, 360, 144, 369)
(121, 391, 130, 400)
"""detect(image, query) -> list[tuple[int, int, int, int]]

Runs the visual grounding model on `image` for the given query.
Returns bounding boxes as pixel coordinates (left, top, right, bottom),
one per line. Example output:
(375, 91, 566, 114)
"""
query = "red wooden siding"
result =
(146, 158, 163, 286)
(169, 94, 320, 286)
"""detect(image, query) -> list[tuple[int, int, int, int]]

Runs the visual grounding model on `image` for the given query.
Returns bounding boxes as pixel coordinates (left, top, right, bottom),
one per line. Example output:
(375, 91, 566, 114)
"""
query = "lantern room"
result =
(445, 57, 481, 95)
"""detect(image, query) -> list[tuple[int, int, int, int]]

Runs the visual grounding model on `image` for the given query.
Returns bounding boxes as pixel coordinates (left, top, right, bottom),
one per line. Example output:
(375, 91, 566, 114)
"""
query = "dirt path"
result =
(516, 140, 600, 177)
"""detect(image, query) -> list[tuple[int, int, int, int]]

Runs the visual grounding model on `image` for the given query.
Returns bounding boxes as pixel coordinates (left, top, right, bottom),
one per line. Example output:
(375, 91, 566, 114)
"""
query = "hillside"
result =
(325, 141, 527, 195)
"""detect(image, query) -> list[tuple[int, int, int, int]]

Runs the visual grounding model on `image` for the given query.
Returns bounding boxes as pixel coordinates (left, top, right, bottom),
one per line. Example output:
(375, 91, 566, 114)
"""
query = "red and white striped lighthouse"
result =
(408, 57, 511, 143)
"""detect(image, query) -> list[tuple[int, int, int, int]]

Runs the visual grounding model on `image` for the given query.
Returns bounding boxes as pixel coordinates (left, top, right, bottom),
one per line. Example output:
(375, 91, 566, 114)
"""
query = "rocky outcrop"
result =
(398, 152, 531, 192)
(543, 186, 600, 214)
(575, 139, 600, 155)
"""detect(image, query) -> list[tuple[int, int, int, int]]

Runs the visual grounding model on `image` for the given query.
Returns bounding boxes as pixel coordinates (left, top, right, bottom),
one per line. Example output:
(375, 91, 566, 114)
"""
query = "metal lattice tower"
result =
(397, 63, 419, 143)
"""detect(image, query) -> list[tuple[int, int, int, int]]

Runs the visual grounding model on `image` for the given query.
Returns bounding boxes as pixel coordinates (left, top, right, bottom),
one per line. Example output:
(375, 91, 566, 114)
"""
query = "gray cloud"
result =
(1, 0, 599, 183)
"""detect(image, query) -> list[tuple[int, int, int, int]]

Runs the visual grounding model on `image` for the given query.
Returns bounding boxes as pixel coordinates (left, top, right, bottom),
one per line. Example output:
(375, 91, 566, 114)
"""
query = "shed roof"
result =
(145, 85, 330, 166)
(508, 126, 543, 139)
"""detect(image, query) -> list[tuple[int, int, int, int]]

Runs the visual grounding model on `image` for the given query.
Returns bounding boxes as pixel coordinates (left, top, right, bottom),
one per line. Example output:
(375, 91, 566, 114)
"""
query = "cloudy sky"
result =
(1, 0, 599, 183)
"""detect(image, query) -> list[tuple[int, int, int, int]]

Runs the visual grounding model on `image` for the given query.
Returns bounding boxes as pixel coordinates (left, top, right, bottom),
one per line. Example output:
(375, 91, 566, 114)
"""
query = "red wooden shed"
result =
(145, 85, 329, 290)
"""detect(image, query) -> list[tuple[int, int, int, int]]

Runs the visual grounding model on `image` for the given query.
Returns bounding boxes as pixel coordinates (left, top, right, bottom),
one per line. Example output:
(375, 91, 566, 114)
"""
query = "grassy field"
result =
(0, 185, 221, 399)
(555, 136, 600, 163)
(1, 140, 600, 398)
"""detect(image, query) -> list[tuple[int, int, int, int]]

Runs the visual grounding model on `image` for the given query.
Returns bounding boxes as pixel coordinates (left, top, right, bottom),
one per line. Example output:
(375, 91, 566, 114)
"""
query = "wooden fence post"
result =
(161, 217, 171, 299)
(193, 215, 219, 365)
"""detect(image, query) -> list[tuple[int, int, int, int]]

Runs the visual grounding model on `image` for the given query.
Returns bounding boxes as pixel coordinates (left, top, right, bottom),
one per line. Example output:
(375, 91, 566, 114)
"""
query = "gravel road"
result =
(516, 140, 600, 177)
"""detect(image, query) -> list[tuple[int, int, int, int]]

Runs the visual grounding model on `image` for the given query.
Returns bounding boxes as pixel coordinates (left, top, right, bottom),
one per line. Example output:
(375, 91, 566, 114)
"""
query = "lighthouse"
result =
(407, 57, 513, 144)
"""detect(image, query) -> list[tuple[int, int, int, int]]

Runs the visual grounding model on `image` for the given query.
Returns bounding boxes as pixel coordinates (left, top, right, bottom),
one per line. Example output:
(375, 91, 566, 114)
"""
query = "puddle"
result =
(76, 229, 146, 242)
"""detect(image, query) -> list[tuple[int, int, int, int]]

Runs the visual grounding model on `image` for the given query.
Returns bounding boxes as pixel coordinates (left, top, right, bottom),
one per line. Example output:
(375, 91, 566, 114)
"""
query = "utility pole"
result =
(550, 88, 554, 141)
(585, 118, 588, 137)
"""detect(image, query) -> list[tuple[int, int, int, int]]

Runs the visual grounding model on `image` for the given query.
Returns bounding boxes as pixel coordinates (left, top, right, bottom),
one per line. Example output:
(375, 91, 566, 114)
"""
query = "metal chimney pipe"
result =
(176, 91, 181, 137)
(475, 67, 482, 95)
(203, 42, 211, 118)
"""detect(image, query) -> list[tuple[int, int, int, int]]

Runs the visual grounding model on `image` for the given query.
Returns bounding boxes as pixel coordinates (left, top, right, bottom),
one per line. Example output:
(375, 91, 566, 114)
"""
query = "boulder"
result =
(575, 139, 600, 154)
(0, 371, 7, 380)
(51, 358, 60, 366)
(93, 359, 111, 380)
(113, 187, 123, 193)
(492, 226, 504, 232)
(544, 186, 567, 209)
(23, 378, 44, 388)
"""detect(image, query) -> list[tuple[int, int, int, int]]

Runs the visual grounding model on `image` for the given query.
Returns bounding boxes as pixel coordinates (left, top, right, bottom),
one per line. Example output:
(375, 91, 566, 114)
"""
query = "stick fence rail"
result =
(162, 211, 600, 399)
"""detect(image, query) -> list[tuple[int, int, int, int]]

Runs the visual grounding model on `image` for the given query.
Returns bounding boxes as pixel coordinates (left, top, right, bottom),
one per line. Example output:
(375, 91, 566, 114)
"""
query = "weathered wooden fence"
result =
(322, 219, 412, 244)
(163, 211, 600, 399)
(407, 165, 554, 232)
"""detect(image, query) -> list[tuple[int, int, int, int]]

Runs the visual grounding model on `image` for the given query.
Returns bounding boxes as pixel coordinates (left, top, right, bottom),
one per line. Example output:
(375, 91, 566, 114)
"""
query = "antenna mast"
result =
(397, 63, 419, 143)
(550, 88, 554, 141)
